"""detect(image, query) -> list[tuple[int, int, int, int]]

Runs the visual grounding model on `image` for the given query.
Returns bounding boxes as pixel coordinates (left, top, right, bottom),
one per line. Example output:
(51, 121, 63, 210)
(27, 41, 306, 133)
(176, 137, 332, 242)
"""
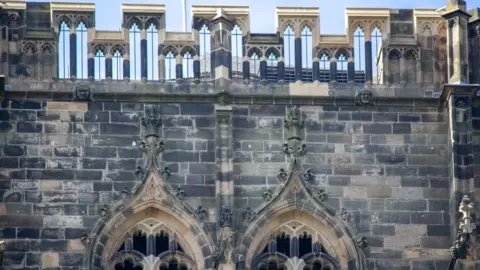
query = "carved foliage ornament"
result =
(450, 195, 475, 260)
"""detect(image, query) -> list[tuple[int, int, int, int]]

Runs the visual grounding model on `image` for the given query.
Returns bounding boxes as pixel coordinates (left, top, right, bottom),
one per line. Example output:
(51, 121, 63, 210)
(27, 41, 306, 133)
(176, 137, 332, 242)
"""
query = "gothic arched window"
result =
(252, 227, 339, 270)
(24, 43, 37, 78)
(40, 43, 54, 79)
(182, 52, 193, 78)
(354, 27, 365, 71)
(250, 52, 260, 77)
(388, 49, 402, 84)
(405, 49, 417, 84)
(371, 27, 382, 82)
(283, 26, 295, 68)
(147, 23, 159, 80)
(76, 22, 88, 79)
(112, 49, 124, 80)
(301, 26, 312, 68)
(94, 49, 106, 80)
(319, 53, 330, 82)
(231, 25, 243, 77)
(199, 25, 211, 77)
(129, 23, 141, 80)
(110, 223, 194, 270)
(165, 52, 175, 81)
(58, 21, 70, 79)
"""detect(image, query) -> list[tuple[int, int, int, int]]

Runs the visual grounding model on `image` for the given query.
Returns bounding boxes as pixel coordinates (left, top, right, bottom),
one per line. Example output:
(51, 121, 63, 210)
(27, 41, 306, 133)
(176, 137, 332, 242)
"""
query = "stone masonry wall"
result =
(0, 98, 450, 270)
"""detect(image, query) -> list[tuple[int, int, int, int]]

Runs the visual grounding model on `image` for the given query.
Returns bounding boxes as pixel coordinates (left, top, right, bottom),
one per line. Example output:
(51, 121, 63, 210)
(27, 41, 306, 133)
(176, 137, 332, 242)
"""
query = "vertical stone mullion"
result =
(277, 57, 285, 82)
(87, 52, 94, 79)
(347, 57, 355, 83)
(259, 57, 267, 82)
(193, 55, 200, 81)
(312, 57, 320, 82)
(329, 58, 337, 83)
(70, 28, 77, 78)
(365, 39, 373, 84)
(158, 54, 165, 81)
(105, 53, 112, 79)
(242, 57, 250, 81)
(294, 35, 302, 82)
(175, 54, 183, 81)
(123, 54, 130, 79)
(140, 29, 148, 80)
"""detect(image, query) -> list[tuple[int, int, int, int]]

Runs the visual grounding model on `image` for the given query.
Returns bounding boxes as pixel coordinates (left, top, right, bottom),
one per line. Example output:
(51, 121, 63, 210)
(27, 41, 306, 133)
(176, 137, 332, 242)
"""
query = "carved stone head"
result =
(74, 84, 92, 101)
(356, 90, 375, 106)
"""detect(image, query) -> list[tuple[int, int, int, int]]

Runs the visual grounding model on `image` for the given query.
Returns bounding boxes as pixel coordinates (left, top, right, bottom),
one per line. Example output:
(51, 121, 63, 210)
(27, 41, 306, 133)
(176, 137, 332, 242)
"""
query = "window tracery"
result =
(231, 25, 243, 77)
(129, 23, 141, 80)
(371, 27, 382, 82)
(301, 27, 312, 69)
(283, 26, 295, 69)
(147, 23, 159, 80)
(110, 220, 195, 270)
(58, 21, 71, 79)
(94, 48, 106, 80)
(252, 222, 340, 270)
(353, 27, 365, 71)
(199, 25, 211, 78)
(112, 48, 124, 80)
(76, 22, 88, 79)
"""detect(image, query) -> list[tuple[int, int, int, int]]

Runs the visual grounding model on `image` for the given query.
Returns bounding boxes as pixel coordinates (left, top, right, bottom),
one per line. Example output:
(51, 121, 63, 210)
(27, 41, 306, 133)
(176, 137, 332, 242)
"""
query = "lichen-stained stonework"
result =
(2, 0, 480, 270)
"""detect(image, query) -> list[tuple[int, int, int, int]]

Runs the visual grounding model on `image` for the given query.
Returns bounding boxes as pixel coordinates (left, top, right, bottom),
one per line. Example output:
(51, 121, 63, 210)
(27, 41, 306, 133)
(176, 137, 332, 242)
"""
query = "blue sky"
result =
(27, 0, 480, 34)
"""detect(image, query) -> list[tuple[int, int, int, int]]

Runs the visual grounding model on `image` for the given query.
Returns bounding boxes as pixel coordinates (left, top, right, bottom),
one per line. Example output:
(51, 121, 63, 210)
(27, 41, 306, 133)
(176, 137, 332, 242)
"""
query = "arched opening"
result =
(24, 43, 37, 78)
(405, 49, 417, 84)
(76, 22, 88, 79)
(319, 52, 330, 83)
(165, 52, 176, 81)
(182, 51, 194, 79)
(250, 52, 260, 78)
(40, 43, 54, 80)
(420, 25, 434, 84)
(371, 27, 382, 83)
(147, 23, 159, 80)
(388, 49, 402, 84)
(231, 25, 243, 78)
(129, 23, 141, 80)
(58, 21, 70, 79)
(436, 23, 448, 84)
(243, 208, 363, 270)
(199, 25, 211, 79)
(337, 54, 347, 84)
(301, 26, 312, 69)
(94, 48, 106, 80)
(354, 27, 365, 72)
(283, 26, 295, 82)
(112, 49, 124, 80)
(267, 52, 278, 82)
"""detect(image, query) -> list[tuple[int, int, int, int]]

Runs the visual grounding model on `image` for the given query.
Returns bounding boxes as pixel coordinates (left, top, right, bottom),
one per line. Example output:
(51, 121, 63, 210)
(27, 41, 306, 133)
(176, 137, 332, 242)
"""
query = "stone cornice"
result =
(4, 88, 442, 108)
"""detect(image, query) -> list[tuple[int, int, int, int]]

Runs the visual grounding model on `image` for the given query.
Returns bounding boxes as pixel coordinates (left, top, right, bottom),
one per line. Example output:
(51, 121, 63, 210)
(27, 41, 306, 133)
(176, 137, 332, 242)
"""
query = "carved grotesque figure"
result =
(75, 84, 91, 101)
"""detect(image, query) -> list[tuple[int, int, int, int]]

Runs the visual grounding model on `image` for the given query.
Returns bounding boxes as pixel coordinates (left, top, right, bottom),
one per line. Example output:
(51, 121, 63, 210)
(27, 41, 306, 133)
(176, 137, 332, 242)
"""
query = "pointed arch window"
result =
(267, 52, 278, 82)
(76, 22, 88, 79)
(284, 26, 295, 68)
(58, 21, 70, 79)
(301, 26, 312, 68)
(405, 49, 417, 84)
(267, 53, 277, 67)
(199, 25, 211, 76)
(182, 52, 194, 78)
(111, 226, 193, 270)
(250, 52, 260, 77)
(129, 23, 141, 80)
(94, 49, 106, 80)
(371, 27, 382, 81)
(388, 49, 402, 84)
(354, 27, 365, 71)
(252, 229, 339, 270)
(231, 25, 243, 77)
(319, 53, 330, 82)
(40, 44, 54, 79)
(147, 23, 159, 80)
(24, 44, 37, 78)
(337, 54, 347, 84)
(165, 52, 175, 81)
(112, 50, 124, 80)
